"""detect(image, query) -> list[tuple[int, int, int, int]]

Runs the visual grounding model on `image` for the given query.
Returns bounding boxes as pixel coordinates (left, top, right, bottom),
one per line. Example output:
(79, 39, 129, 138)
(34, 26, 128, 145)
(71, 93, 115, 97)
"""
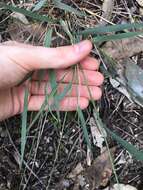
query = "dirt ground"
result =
(0, 0, 143, 190)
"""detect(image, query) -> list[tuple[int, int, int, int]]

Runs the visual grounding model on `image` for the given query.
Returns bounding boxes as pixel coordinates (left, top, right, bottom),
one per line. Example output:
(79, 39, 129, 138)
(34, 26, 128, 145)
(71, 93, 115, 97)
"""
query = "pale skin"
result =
(0, 40, 104, 121)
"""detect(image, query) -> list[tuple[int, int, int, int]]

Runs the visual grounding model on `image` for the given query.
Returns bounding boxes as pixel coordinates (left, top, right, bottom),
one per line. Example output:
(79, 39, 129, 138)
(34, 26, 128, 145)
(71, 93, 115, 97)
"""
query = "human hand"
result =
(0, 40, 104, 120)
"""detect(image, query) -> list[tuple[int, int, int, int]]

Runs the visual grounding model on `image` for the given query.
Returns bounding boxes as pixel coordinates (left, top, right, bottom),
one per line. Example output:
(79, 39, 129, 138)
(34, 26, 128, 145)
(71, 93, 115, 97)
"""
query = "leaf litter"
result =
(57, 147, 116, 190)
(89, 117, 106, 152)
(100, 0, 114, 25)
(102, 38, 143, 108)
(102, 37, 143, 61)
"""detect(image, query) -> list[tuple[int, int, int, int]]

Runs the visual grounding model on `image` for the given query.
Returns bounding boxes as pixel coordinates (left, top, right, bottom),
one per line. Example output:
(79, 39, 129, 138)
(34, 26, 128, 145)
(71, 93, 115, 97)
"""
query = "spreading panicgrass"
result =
(60, 19, 74, 44)
(0, 3, 55, 23)
(93, 31, 143, 43)
(3, 1, 143, 188)
(44, 28, 53, 47)
(44, 28, 60, 114)
(21, 28, 53, 171)
(53, 0, 85, 17)
(77, 22, 143, 35)
(93, 46, 143, 161)
(28, 27, 74, 130)
(79, 63, 120, 186)
(93, 110, 120, 188)
(92, 106, 143, 159)
(106, 126, 143, 160)
(21, 88, 29, 168)
(77, 107, 92, 150)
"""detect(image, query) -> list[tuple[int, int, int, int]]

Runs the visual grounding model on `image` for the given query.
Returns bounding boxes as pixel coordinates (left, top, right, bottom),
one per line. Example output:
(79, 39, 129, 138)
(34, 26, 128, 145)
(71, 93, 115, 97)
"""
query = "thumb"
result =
(7, 40, 92, 70)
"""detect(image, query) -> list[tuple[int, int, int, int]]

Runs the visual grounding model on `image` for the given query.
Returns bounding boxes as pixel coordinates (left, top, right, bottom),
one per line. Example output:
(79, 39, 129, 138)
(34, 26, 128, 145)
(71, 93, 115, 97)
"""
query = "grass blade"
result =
(44, 29, 60, 111)
(57, 82, 72, 101)
(60, 19, 73, 43)
(77, 107, 91, 150)
(48, 70, 57, 90)
(53, 0, 85, 16)
(44, 29, 53, 47)
(48, 69, 58, 108)
(18, 71, 34, 86)
(18, 26, 53, 85)
(28, 81, 67, 130)
(28, 28, 69, 129)
(1, 3, 54, 23)
(106, 128, 143, 161)
(29, 97, 48, 130)
(36, 29, 53, 85)
(77, 23, 143, 35)
(93, 111, 143, 161)
(32, 0, 47, 11)
(47, 69, 62, 121)
(44, 29, 73, 112)
(21, 88, 29, 167)
(91, 109, 120, 186)
(93, 31, 143, 43)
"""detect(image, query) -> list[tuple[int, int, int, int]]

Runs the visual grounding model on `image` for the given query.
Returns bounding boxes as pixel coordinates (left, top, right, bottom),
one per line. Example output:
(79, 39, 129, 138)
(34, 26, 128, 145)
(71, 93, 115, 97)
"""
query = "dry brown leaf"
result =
(104, 184, 137, 190)
(100, 0, 114, 25)
(68, 163, 84, 178)
(139, 7, 143, 15)
(7, 22, 45, 43)
(102, 37, 143, 61)
(136, 0, 143, 7)
(55, 163, 84, 190)
(56, 148, 115, 190)
(84, 147, 116, 189)
(89, 117, 106, 151)
(11, 12, 29, 25)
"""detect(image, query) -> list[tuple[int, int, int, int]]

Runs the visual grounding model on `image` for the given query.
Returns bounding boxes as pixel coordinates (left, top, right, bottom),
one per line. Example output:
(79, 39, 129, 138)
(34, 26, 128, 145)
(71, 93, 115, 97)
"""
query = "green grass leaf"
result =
(48, 70, 57, 90)
(106, 128, 143, 161)
(93, 31, 143, 43)
(21, 88, 29, 167)
(77, 107, 91, 149)
(57, 82, 72, 101)
(77, 23, 143, 35)
(44, 29, 53, 47)
(1, 3, 54, 23)
(93, 111, 143, 161)
(44, 29, 73, 113)
(53, 0, 85, 17)
(32, 0, 47, 11)
(44, 29, 59, 110)
(18, 71, 34, 86)
(36, 29, 53, 85)
(28, 97, 49, 130)
(60, 19, 73, 43)
(28, 28, 73, 129)
(48, 69, 58, 107)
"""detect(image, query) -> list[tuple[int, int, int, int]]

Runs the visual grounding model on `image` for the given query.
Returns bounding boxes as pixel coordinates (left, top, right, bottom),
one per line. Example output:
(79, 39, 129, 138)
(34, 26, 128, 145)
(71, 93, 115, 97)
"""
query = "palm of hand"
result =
(0, 41, 104, 120)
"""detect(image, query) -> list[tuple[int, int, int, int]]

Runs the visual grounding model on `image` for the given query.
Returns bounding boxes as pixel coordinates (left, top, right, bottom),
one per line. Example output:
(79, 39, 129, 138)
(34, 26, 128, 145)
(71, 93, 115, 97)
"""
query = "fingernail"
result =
(75, 40, 92, 53)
